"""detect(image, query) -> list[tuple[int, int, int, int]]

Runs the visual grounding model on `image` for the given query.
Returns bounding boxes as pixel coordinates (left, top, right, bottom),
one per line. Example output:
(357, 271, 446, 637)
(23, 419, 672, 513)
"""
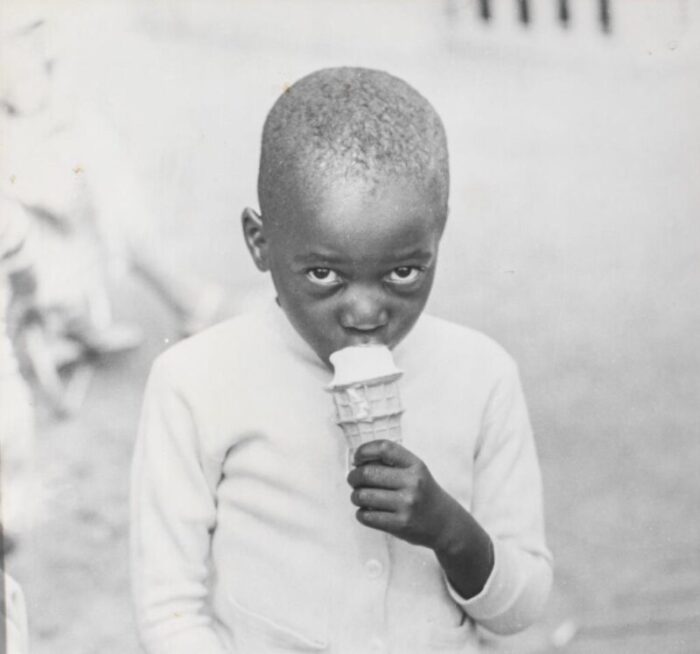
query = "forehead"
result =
(269, 176, 445, 263)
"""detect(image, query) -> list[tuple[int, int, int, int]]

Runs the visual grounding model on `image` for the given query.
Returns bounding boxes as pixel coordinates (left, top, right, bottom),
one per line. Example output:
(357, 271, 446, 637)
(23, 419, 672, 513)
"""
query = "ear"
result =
(241, 207, 269, 272)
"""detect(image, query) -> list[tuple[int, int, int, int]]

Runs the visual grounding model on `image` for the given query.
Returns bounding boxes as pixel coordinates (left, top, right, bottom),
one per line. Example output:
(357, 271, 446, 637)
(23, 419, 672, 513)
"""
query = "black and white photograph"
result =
(1, 1, 698, 653)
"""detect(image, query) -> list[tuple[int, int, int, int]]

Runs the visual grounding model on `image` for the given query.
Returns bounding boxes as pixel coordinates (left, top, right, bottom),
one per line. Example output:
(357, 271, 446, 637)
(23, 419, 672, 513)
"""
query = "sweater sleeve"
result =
(444, 356, 553, 634)
(130, 358, 230, 654)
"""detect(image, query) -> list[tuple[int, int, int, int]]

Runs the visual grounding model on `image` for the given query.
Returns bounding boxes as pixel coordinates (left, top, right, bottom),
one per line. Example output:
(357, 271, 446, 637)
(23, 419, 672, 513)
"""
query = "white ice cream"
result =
(328, 345, 401, 388)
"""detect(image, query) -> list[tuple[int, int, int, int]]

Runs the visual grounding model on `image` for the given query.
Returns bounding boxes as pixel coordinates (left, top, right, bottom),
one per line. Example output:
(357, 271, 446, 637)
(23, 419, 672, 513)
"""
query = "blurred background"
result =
(1, 1, 698, 652)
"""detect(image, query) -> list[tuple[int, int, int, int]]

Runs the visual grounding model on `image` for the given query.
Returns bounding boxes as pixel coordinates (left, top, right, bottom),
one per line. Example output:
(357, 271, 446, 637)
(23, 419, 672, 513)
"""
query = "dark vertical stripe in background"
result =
(558, 0, 570, 27)
(600, 0, 612, 33)
(518, 0, 530, 26)
(478, 0, 491, 22)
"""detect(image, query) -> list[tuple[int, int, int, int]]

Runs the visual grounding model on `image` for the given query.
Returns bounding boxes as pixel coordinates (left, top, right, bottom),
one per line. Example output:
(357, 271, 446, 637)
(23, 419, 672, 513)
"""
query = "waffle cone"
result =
(330, 377, 403, 455)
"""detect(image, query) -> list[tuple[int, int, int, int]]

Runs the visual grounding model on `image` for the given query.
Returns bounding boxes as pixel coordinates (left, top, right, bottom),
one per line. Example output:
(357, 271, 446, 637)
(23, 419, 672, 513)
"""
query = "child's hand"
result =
(347, 439, 494, 599)
(347, 440, 463, 550)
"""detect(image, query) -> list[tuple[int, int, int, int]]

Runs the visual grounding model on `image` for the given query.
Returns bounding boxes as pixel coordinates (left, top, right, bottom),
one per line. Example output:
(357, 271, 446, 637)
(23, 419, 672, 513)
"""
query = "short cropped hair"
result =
(258, 67, 449, 218)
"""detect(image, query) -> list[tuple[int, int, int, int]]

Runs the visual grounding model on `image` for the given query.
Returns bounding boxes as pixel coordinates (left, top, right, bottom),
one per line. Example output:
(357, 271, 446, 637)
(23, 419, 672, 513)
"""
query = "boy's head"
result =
(243, 67, 450, 365)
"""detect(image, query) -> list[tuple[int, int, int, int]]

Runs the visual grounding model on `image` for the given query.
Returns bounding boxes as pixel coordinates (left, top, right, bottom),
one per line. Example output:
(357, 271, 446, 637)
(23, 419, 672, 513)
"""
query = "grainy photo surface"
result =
(1, 1, 699, 653)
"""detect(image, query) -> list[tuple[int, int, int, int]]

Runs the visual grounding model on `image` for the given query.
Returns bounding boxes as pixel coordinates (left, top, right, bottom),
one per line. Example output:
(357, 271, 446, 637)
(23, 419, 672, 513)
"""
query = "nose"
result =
(339, 286, 389, 333)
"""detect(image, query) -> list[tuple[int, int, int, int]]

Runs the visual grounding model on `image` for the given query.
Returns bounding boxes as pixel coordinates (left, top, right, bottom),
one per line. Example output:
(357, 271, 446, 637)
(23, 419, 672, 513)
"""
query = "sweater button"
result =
(365, 559, 383, 579)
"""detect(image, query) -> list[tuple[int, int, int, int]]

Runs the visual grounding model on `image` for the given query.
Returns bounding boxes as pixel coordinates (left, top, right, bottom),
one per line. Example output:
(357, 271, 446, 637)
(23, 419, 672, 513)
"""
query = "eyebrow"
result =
(293, 253, 347, 265)
(293, 249, 434, 266)
(391, 249, 434, 262)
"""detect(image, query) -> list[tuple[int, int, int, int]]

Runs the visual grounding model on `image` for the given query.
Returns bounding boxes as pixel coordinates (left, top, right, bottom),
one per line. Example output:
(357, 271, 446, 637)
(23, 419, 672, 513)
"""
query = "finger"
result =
(355, 508, 402, 533)
(350, 488, 400, 511)
(347, 463, 404, 490)
(354, 440, 416, 468)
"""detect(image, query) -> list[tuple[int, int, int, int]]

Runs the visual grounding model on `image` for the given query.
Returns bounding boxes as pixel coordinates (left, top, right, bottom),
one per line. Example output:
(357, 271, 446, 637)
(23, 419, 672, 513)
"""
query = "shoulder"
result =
(400, 313, 519, 383)
(412, 313, 515, 365)
(150, 310, 272, 386)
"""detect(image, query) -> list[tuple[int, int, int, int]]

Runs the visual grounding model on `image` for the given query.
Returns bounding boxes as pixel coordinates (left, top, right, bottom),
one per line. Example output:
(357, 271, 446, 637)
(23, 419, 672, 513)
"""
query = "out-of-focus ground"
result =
(5, 1, 700, 652)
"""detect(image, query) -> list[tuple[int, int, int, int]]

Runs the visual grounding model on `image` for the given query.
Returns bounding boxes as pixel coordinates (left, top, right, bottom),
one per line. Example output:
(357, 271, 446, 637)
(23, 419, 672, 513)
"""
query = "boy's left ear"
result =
(241, 207, 269, 272)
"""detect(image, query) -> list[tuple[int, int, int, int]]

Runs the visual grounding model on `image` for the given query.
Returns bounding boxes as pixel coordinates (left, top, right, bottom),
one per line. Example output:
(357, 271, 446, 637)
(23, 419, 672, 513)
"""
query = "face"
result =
(244, 175, 447, 365)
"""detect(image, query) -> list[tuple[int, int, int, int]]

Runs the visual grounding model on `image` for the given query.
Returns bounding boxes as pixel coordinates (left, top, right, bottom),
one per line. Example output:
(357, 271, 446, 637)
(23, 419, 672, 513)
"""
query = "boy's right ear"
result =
(241, 207, 269, 272)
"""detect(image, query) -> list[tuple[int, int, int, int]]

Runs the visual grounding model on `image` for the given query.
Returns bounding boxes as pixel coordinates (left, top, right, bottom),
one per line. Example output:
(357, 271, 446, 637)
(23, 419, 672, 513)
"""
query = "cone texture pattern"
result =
(330, 377, 403, 455)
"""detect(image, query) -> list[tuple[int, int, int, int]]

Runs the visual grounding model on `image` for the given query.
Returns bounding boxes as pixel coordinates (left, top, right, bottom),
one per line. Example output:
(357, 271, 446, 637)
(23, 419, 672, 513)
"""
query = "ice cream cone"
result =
(328, 345, 403, 459)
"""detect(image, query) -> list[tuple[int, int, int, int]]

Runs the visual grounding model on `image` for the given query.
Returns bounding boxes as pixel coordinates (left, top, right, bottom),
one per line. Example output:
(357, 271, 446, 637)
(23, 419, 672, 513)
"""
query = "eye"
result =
(305, 267, 341, 286)
(386, 266, 423, 285)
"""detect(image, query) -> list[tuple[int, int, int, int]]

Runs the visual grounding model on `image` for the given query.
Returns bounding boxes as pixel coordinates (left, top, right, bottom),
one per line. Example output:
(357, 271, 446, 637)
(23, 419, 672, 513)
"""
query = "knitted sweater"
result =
(131, 301, 552, 654)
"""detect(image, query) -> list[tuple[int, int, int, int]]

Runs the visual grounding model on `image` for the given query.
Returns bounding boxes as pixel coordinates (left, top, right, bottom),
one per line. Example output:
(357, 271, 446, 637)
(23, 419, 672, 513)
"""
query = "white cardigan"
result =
(130, 302, 552, 654)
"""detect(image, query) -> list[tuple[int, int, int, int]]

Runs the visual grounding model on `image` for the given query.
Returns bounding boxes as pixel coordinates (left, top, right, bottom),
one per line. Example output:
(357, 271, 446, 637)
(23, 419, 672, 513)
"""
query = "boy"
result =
(131, 67, 552, 654)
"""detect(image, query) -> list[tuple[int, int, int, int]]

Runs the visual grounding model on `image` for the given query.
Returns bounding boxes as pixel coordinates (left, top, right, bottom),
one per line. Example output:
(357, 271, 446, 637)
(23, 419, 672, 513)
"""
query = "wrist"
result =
(432, 495, 475, 558)
(433, 502, 494, 601)
(434, 515, 489, 562)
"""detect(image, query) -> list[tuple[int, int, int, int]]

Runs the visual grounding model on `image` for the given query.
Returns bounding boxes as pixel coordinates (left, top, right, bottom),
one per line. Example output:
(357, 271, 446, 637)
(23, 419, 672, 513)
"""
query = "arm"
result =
(130, 359, 229, 654)
(347, 358, 551, 635)
(441, 358, 552, 634)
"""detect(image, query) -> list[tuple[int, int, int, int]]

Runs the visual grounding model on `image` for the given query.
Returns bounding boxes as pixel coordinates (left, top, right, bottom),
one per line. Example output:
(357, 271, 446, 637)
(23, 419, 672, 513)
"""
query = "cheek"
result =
(282, 287, 337, 333)
(397, 299, 426, 328)
(269, 263, 303, 304)
(305, 301, 340, 332)
(392, 279, 435, 328)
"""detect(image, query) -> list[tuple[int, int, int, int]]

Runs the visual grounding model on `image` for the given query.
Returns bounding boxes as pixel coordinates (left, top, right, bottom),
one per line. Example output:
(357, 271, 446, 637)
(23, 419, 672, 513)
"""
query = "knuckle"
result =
(405, 492, 418, 511)
(413, 489, 425, 508)
(398, 489, 413, 510)
(405, 475, 419, 494)
(413, 479, 425, 499)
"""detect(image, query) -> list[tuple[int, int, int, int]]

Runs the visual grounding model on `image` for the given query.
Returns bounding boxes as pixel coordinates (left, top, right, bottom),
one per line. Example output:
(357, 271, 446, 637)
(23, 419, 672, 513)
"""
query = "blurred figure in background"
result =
(0, 196, 39, 551)
(1, 571, 30, 654)
(0, 6, 229, 398)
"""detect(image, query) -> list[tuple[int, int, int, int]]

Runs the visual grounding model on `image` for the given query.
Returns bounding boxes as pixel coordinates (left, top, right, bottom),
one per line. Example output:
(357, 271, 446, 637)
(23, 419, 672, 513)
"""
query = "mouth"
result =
(342, 326, 387, 346)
